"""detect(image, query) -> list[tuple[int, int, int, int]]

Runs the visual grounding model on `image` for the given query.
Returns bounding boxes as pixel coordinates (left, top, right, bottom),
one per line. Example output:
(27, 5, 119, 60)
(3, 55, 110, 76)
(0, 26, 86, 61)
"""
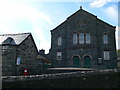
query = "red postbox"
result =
(24, 68, 28, 76)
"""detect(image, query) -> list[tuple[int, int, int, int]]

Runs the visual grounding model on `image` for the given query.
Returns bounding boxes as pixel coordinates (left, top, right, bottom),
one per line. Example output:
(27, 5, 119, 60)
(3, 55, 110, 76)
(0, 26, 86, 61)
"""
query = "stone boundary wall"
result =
(2, 69, 120, 82)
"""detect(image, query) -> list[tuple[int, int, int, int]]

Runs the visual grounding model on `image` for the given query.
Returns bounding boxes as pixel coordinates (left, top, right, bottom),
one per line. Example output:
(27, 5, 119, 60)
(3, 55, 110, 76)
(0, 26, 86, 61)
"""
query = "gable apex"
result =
(67, 7, 115, 28)
(51, 7, 115, 32)
(67, 7, 97, 20)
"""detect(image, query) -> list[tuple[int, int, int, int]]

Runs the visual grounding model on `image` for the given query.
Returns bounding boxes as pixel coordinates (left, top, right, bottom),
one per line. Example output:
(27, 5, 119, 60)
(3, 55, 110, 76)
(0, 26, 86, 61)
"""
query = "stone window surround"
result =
(86, 33, 90, 44)
(103, 32, 108, 44)
(57, 52, 62, 60)
(79, 33, 84, 44)
(73, 33, 78, 44)
(2, 45, 8, 50)
(103, 51, 110, 60)
(72, 32, 91, 45)
(58, 36, 62, 46)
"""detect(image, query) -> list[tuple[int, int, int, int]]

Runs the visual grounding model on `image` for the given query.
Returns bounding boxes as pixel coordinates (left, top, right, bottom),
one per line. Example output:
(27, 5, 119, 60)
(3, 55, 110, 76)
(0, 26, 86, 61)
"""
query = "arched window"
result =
(79, 33, 84, 44)
(86, 33, 90, 44)
(103, 33, 108, 44)
(58, 36, 62, 46)
(73, 33, 78, 44)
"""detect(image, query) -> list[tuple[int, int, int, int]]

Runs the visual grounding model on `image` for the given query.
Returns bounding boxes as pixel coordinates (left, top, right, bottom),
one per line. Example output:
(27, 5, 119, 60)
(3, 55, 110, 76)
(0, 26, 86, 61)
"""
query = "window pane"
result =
(58, 37, 62, 46)
(79, 33, 84, 44)
(103, 34, 108, 44)
(104, 51, 109, 60)
(73, 33, 77, 44)
(86, 33, 90, 44)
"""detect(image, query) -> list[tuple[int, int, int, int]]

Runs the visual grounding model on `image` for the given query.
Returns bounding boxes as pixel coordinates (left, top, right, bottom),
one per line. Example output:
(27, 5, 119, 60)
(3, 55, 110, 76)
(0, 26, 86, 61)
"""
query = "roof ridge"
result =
(0, 32, 31, 36)
(67, 7, 97, 19)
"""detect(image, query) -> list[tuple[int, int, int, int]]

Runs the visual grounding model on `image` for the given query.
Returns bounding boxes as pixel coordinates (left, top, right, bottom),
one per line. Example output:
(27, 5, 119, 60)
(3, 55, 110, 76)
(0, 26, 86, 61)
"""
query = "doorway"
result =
(84, 56, 91, 68)
(73, 56, 80, 67)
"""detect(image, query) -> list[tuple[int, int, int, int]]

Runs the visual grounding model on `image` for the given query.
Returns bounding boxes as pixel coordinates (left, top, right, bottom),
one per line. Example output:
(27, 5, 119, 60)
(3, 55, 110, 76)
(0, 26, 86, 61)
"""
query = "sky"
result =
(0, 0, 119, 54)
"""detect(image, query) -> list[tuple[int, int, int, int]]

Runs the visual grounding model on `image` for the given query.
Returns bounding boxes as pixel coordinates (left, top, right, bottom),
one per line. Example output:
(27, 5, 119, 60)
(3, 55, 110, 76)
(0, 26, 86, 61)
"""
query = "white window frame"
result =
(57, 52, 62, 60)
(79, 33, 84, 44)
(103, 51, 110, 60)
(2, 46, 8, 50)
(2, 46, 8, 52)
(73, 33, 78, 44)
(58, 36, 62, 46)
(86, 33, 90, 44)
(103, 34, 108, 44)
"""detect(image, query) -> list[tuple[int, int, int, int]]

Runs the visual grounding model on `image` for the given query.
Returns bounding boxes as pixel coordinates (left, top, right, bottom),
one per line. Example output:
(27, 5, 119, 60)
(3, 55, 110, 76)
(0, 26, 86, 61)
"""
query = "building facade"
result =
(49, 7, 117, 69)
(0, 33, 41, 76)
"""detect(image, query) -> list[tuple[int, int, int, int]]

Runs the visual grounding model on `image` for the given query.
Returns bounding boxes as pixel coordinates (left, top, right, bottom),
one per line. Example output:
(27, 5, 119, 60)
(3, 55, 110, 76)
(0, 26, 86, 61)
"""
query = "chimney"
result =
(39, 49, 45, 55)
(80, 6, 82, 9)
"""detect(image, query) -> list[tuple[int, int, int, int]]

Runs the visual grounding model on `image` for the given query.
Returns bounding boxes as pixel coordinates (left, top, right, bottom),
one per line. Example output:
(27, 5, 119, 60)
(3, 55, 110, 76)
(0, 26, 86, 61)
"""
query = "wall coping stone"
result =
(2, 69, 120, 82)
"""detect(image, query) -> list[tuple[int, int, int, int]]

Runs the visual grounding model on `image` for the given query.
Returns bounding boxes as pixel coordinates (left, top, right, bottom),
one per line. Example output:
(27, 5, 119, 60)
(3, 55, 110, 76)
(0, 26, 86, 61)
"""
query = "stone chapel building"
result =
(49, 7, 117, 69)
(0, 33, 42, 76)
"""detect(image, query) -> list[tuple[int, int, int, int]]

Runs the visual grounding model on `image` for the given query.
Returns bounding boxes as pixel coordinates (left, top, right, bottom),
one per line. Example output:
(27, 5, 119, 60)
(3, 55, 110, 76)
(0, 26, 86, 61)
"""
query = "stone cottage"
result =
(49, 6, 117, 69)
(0, 33, 41, 76)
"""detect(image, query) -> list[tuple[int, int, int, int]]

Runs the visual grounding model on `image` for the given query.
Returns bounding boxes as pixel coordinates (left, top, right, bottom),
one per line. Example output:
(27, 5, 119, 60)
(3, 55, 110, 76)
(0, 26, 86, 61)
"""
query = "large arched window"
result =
(79, 33, 84, 44)
(73, 33, 78, 44)
(86, 33, 90, 44)
(103, 33, 108, 44)
(58, 36, 62, 46)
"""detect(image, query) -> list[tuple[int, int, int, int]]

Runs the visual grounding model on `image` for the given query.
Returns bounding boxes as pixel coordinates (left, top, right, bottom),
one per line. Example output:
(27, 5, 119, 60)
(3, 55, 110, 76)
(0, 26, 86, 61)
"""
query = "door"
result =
(84, 56, 91, 68)
(73, 56, 80, 67)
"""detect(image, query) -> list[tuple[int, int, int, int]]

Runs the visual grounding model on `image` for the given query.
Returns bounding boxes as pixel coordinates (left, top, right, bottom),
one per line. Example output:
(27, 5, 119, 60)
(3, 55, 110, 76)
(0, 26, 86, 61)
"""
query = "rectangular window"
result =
(79, 33, 84, 44)
(86, 33, 90, 44)
(103, 51, 110, 60)
(2, 46, 8, 52)
(2, 46, 8, 50)
(57, 52, 62, 60)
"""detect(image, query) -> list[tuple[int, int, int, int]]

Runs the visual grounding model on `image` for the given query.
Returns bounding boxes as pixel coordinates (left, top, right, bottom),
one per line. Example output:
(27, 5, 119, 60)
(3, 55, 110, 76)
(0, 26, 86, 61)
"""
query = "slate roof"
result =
(52, 7, 115, 32)
(0, 33, 30, 45)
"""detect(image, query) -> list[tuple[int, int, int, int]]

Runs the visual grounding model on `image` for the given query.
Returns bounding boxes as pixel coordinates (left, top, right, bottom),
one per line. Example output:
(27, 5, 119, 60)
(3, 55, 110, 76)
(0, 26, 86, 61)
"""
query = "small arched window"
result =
(103, 33, 108, 44)
(86, 33, 90, 44)
(79, 33, 84, 44)
(73, 33, 78, 44)
(58, 36, 62, 46)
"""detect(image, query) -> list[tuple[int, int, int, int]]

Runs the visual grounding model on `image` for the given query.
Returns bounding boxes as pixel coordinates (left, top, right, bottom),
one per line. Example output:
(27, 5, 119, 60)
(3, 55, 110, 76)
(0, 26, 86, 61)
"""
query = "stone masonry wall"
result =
(17, 35, 38, 75)
(2, 69, 120, 88)
(2, 45, 17, 76)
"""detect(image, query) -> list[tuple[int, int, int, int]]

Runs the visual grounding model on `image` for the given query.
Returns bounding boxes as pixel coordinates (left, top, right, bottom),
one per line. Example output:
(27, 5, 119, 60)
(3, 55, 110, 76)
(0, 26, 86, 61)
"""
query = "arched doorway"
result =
(84, 56, 91, 68)
(73, 56, 80, 67)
